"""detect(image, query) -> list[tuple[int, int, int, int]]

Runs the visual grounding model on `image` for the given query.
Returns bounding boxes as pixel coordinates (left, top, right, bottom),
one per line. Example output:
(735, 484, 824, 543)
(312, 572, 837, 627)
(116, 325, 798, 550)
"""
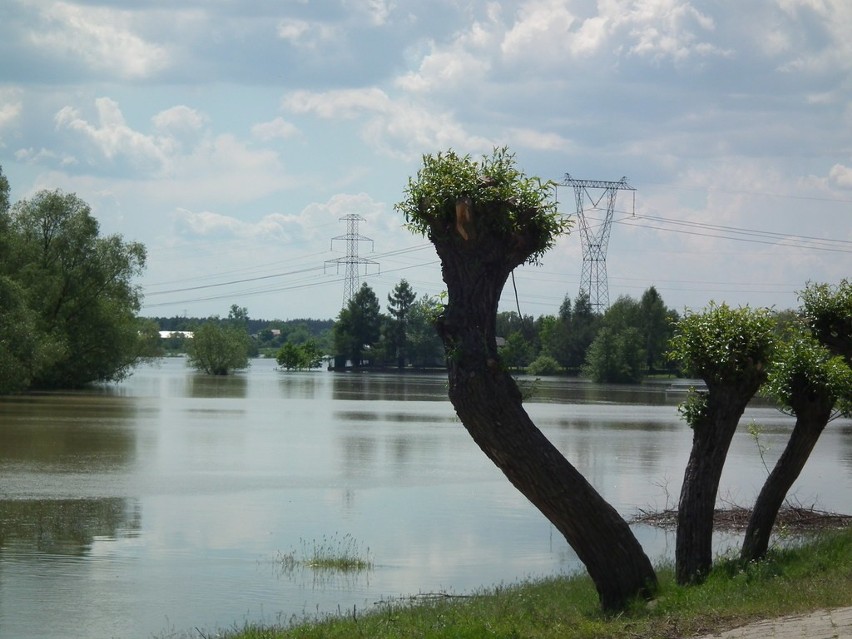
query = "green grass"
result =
(276, 533, 373, 573)
(223, 528, 852, 639)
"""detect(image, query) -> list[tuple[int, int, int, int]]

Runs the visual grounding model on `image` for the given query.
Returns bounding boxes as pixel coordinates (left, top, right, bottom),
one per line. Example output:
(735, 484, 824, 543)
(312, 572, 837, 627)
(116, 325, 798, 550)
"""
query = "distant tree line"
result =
(330, 277, 680, 381)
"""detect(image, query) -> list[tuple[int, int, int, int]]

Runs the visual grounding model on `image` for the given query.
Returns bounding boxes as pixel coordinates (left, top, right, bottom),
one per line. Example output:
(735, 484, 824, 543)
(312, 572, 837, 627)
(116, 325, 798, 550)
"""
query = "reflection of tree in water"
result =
(331, 373, 446, 402)
(187, 372, 248, 398)
(0, 498, 140, 556)
(841, 424, 852, 473)
(0, 394, 138, 467)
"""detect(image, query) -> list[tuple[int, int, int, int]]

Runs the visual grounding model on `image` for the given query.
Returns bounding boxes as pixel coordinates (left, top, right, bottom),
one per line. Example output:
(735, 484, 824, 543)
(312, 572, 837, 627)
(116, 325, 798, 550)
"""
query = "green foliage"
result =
(668, 302, 776, 390)
(276, 340, 323, 371)
(541, 291, 602, 372)
(407, 294, 445, 367)
(500, 331, 533, 371)
(798, 279, 851, 365)
(0, 276, 41, 393)
(764, 330, 852, 418)
(677, 388, 709, 428)
(583, 326, 646, 383)
(1, 187, 147, 389)
(395, 147, 568, 265)
(187, 320, 251, 375)
(333, 283, 382, 367)
(386, 279, 417, 368)
(527, 354, 562, 376)
(0, 164, 9, 215)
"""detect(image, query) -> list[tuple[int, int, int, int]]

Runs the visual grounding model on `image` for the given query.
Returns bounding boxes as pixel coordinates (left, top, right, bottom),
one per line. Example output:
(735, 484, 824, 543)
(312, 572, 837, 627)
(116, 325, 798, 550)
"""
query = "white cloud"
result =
(620, 0, 730, 63)
(828, 164, 852, 189)
(0, 88, 22, 133)
(343, 0, 395, 26)
(283, 87, 492, 158)
(501, 0, 579, 61)
(251, 117, 300, 141)
(29, 1, 170, 79)
(173, 191, 384, 242)
(152, 106, 206, 134)
(284, 88, 392, 119)
(276, 18, 338, 49)
(396, 38, 491, 93)
(506, 127, 574, 152)
(776, 0, 852, 73)
(55, 98, 167, 171)
(15, 147, 78, 167)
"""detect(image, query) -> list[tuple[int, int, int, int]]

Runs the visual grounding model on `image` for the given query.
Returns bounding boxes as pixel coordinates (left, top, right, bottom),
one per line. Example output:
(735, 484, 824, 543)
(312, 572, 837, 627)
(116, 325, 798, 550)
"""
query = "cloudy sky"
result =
(1, 0, 850, 321)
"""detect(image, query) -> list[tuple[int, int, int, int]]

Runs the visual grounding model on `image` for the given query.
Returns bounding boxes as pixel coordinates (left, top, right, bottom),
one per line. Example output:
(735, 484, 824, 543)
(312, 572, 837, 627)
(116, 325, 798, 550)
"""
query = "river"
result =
(1, 357, 850, 638)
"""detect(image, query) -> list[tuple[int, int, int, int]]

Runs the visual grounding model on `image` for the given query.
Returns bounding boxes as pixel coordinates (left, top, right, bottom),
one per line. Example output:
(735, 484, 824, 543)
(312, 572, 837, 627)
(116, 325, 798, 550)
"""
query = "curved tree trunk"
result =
(740, 393, 834, 563)
(675, 388, 758, 585)
(430, 203, 657, 611)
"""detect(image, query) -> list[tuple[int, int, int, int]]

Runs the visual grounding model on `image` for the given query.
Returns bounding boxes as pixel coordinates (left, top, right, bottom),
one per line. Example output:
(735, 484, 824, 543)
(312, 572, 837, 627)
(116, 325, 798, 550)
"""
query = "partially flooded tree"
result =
(741, 280, 852, 562)
(396, 148, 657, 611)
(668, 303, 776, 584)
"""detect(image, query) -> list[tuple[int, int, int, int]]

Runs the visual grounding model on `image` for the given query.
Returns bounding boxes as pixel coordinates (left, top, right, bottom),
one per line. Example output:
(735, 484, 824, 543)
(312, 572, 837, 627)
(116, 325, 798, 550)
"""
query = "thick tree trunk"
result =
(740, 393, 834, 563)
(430, 211, 657, 611)
(675, 389, 755, 585)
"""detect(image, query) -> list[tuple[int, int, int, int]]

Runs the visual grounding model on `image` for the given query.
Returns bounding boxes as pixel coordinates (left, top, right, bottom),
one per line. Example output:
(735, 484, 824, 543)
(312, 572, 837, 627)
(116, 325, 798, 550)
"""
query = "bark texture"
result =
(428, 199, 657, 611)
(675, 385, 759, 584)
(740, 388, 834, 562)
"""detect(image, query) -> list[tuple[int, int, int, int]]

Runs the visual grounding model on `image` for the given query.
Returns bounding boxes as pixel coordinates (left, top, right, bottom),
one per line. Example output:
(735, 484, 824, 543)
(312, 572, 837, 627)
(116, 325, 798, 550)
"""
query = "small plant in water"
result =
(276, 532, 373, 573)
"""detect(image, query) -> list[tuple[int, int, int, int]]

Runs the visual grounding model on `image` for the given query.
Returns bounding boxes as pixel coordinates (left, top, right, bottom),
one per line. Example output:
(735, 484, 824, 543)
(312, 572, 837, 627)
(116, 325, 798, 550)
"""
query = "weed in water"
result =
(276, 532, 373, 574)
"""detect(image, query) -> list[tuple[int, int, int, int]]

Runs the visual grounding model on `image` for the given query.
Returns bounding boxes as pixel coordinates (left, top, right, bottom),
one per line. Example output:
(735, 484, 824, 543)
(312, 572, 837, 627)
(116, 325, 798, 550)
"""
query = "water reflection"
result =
(0, 394, 137, 468)
(187, 372, 249, 398)
(332, 372, 447, 401)
(0, 498, 140, 556)
(0, 359, 849, 639)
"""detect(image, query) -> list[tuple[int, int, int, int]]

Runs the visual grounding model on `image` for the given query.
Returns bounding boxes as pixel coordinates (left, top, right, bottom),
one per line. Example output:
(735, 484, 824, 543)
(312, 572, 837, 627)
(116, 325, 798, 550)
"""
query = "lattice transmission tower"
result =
(325, 214, 380, 307)
(562, 174, 635, 313)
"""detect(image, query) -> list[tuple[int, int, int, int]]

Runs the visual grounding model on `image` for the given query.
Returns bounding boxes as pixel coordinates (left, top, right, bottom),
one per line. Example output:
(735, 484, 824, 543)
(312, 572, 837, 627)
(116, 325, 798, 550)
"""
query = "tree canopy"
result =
(186, 318, 251, 375)
(333, 283, 382, 367)
(668, 302, 777, 584)
(0, 184, 149, 390)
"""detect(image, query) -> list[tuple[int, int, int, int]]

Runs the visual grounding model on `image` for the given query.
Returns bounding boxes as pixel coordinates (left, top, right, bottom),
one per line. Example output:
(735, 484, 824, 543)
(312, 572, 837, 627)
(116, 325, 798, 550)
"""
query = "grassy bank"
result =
(219, 529, 852, 639)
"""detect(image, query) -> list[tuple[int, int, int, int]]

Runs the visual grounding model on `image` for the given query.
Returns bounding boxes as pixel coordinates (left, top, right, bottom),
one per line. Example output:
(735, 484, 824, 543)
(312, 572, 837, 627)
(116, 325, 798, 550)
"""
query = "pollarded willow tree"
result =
(741, 279, 852, 562)
(668, 303, 776, 584)
(395, 148, 657, 611)
(741, 331, 851, 562)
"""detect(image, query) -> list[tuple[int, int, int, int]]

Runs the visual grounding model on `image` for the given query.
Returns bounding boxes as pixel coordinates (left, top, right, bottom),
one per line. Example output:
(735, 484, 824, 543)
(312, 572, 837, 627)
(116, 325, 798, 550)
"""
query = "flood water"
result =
(1, 358, 851, 638)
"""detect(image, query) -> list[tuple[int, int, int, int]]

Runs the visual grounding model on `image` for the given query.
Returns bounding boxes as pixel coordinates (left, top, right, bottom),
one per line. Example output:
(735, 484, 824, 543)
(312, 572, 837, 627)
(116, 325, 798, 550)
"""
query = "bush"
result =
(527, 354, 562, 376)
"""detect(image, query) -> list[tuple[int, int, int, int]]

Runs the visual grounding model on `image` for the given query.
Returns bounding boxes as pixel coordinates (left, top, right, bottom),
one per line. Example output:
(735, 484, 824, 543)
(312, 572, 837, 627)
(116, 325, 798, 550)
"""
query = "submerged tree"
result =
(187, 318, 251, 375)
(387, 279, 417, 369)
(333, 283, 382, 367)
(396, 148, 657, 611)
(2, 189, 148, 389)
(668, 303, 776, 584)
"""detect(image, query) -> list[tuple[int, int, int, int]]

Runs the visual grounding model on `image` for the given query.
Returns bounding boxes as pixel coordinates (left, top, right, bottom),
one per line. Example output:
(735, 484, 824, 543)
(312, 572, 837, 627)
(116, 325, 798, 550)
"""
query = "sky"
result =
(1, 0, 850, 322)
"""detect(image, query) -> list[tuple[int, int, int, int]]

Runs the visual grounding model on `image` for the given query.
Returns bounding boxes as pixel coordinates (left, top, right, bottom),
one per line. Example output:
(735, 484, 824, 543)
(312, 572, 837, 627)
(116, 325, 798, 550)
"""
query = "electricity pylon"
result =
(562, 174, 634, 313)
(325, 214, 379, 307)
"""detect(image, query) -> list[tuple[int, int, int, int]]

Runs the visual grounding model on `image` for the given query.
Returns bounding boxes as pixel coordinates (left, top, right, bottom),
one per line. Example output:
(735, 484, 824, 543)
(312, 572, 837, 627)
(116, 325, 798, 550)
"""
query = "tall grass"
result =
(276, 532, 373, 573)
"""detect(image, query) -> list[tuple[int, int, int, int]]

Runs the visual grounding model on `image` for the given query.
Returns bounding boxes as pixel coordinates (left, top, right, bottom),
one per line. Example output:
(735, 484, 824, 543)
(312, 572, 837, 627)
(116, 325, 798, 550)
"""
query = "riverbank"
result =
(215, 528, 852, 639)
